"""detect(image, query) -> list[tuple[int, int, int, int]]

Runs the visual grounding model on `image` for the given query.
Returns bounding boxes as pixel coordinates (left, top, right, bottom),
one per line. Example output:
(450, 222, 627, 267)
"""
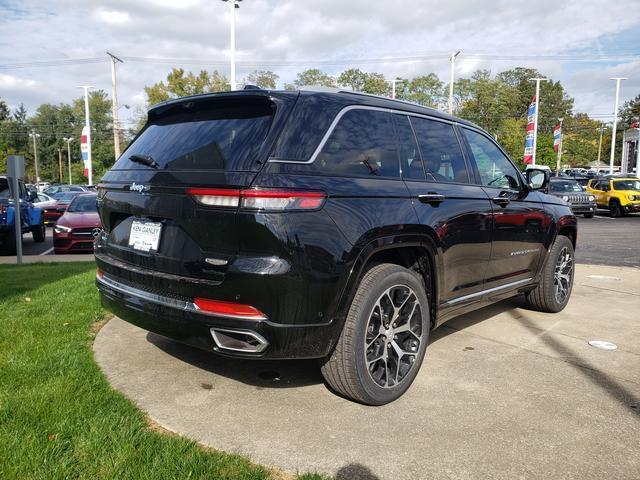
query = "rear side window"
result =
(314, 109, 399, 178)
(0, 178, 10, 199)
(394, 115, 425, 180)
(410, 118, 469, 183)
(114, 101, 274, 172)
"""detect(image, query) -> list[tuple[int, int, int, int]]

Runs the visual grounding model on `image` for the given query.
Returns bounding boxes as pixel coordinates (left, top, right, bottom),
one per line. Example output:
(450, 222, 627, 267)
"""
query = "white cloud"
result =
(92, 9, 131, 25)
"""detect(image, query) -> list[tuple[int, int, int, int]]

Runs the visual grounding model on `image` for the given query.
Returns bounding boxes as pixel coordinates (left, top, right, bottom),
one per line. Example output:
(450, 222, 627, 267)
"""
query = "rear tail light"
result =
(193, 297, 266, 320)
(187, 188, 326, 211)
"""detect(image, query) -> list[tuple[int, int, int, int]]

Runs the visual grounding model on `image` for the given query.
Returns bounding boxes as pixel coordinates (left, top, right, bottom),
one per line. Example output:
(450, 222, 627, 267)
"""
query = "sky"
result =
(1, 0, 639, 128)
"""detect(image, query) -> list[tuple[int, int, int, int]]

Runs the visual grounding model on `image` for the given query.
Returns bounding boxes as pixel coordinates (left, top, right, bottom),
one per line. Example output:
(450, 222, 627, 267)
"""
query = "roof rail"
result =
(337, 89, 438, 111)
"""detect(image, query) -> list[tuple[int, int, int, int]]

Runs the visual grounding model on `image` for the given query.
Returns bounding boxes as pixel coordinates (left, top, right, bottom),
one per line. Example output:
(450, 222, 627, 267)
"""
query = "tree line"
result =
(1, 67, 639, 183)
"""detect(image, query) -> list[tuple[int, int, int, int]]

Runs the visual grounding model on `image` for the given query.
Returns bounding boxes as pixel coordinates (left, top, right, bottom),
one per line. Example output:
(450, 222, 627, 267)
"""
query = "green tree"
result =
(619, 94, 640, 128)
(337, 68, 367, 91)
(144, 68, 230, 105)
(293, 69, 336, 88)
(245, 70, 279, 89)
(397, 74, 444, 108)
(0, 98, 9, 121)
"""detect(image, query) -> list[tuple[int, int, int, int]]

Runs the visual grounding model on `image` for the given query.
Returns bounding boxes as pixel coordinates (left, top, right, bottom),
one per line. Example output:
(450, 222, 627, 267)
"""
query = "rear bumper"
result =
(95, 268, 336, 360)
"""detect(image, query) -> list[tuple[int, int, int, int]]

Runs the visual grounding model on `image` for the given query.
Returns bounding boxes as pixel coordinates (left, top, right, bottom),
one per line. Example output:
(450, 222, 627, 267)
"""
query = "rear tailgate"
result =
(97, 91, 298, 278)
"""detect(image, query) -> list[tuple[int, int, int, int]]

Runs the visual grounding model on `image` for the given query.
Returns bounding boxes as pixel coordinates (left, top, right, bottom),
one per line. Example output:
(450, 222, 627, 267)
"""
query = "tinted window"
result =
(0, 178, 10, 199)
(52, 192, 78, 202)
(394, 115, 424, 180)
(462, 129, 520, 189)
(549, 180, 582, 192)
(114, 101, 274, 172)
(410, 118, 469, 183)
(613, 180, 640, 191)
(314, 109, 399, 178)
(67, 195, 98, 213)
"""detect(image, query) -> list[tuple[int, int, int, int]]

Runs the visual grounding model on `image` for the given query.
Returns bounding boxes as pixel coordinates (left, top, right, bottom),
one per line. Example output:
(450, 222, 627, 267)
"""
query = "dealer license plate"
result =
(128, 220, 162, 253)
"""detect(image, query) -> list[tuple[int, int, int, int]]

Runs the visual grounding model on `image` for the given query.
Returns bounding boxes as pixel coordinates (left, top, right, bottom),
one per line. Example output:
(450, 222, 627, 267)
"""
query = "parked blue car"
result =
(0, 175, 46, 255)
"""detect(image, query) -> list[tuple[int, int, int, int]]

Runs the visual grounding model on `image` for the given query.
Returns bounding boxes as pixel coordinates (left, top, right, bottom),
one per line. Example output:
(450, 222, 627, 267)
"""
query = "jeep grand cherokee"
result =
(95, 89, 577, 405)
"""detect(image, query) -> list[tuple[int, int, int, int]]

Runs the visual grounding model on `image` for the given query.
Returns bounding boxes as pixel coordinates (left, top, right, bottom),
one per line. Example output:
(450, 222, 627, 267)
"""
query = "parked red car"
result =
(43, 191, 81, 225)
(53, 193, 101, 254)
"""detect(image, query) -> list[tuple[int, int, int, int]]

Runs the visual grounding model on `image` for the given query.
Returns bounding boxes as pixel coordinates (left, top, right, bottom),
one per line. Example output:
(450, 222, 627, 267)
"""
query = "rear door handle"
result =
(492, 197, 510, 207)
(418, 193, 445, 205)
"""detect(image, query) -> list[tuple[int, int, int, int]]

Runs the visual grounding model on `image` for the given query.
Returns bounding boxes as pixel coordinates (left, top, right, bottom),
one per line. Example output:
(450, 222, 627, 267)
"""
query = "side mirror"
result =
(525, 169, 550, 192)
(28, 191, 38, 202)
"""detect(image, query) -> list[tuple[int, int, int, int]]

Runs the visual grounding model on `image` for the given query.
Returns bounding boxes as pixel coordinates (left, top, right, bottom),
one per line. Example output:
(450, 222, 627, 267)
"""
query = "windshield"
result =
(52, 192, 79, 202)
(613, 180, 640, 191)
(67, 195, 97, 213)
(549, 180, 582, 193)
(114, 100, 274, 172)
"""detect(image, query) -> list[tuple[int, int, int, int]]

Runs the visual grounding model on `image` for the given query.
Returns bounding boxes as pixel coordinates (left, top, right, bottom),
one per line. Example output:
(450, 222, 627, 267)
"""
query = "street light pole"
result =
(608, 77, 626, 174)
(448, 50, 460, 115)
(597, 124, 604, 165)
(222, 0, 242, 90)
(529, 77, 549, 166)
(63, 137, 74, 184)
(77, 85, 94, 186)
(556, 118, 564, 176)
(107, 51, 124, 161)
(388, 77, 403, 99)
(29, 130, 40, 184)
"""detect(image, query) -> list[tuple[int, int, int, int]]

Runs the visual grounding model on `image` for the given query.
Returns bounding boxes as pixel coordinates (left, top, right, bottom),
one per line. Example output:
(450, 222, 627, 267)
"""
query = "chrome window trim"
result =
(268, 105, 463, 165)
(445, 278, 533, 306)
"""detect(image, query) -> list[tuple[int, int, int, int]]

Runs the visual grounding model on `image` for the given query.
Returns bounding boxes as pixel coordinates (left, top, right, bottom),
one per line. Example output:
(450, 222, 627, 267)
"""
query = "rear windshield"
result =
(67, 195, 97, 213)
(113, 100, 274, 172)
(53, 192, 79, 202)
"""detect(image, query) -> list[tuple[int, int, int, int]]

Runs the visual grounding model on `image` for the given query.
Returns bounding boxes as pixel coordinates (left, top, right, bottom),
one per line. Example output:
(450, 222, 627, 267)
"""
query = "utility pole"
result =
(58, 148, 63, 183)
(77, 86, 94, 186)
(63, 137, 74, 184)
(107, 52, 124, 161)
(448, 51, 461, 115)
(608, 77, 626, 174)
(556, 118, 564, 176)
(29, 131, 40, 184)
(529, 77, 549, 165)
(222, 0, 242, 90)
(597, 124, 604, 164)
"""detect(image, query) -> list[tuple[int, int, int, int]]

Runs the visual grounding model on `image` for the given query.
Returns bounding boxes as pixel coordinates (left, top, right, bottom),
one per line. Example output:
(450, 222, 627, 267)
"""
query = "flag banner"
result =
(81, 126, 89, 177)
(553, 124, 561, 153)
(523, 95, 536, 164)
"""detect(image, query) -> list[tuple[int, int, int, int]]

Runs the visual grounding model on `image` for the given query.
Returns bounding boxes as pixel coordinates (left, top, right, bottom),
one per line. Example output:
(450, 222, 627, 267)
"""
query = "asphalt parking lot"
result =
(95, 264, 640, 479)
(6, 211, 640, 267)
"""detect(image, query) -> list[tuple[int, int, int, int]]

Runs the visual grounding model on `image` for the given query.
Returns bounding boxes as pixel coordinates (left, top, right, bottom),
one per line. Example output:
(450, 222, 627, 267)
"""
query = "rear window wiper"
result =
(129, 154, 159, 169)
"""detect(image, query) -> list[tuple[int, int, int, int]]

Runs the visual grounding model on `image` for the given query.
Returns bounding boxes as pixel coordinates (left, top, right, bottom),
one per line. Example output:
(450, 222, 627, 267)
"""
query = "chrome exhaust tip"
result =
(210, 327, 268, 353)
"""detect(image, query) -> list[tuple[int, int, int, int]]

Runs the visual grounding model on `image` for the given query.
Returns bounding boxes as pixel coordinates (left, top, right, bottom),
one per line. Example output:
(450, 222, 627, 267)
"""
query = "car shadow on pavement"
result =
(433, 297, 640, 418)
(146, 332, 324, 389)
(335, 463, 381, 480)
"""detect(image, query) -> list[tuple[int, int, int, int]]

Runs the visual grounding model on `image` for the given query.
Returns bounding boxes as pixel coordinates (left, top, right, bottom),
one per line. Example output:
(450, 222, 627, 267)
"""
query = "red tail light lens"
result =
(187, 188, 326, 211)
(193, 297, 266, 319)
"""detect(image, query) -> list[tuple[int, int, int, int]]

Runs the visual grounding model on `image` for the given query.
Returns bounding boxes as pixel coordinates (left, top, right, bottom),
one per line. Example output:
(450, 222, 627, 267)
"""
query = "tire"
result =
(1, 229, 17, 256)
(609, 201, 623, 218)
(321, 263, 430, 405)
(583, 213, 594, 218)
(525, 235, 574, 313)
(32, 223, 46, 242)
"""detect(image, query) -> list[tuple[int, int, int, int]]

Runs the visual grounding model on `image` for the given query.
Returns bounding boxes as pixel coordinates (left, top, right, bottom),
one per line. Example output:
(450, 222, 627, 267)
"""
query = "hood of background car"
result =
(56, 211, 101, 228)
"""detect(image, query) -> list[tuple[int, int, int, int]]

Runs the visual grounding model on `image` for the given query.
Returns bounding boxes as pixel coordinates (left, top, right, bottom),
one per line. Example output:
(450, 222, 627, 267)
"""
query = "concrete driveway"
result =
(94, 264, 640, 480)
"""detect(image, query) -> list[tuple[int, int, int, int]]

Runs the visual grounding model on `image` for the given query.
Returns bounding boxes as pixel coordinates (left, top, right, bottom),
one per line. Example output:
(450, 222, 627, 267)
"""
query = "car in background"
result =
(44, 184, 89, 196)
(53, 193, 101, 254)
(587, 177, 640, 217)
(548, 178, 596, 218)
(0, 175, 46, 254)
(34, 193, 56, 207)
(572, 176, 590, 191)
(42, 191, 81, 225)
(36, 181, 51, 192)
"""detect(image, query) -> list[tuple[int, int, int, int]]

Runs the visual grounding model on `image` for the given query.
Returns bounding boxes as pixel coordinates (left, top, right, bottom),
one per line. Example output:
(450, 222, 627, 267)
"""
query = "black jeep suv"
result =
(95, 89, 577, 405)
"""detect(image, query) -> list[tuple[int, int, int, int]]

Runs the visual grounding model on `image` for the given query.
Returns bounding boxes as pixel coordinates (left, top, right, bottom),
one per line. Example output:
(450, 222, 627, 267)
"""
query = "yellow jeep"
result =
(587, 177, 640, 217)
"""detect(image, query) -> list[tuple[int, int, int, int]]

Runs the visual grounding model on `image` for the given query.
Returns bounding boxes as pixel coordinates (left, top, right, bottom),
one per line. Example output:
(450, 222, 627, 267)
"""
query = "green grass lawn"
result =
(0, 262, 324, 480)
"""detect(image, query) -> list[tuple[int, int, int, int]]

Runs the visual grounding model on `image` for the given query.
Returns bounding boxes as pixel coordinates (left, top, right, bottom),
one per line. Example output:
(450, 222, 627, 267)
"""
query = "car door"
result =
(459, 127, 550, 292)
(399, 114, 493, 313)
(588, 180, 604, 206)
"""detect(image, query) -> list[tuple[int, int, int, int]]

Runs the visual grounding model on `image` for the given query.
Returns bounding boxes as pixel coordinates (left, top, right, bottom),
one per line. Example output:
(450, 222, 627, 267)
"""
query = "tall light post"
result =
(596, 124, 604, 165)
(222, 0, 242, 91)
(107, 51, 124, 161)
(556, 118, 564, 176)
(77, 85, 94, 186)
(28, 131, 40, 184)
(448, 50, 461, 115)
(608, 77, 626, 174)
(529, 77, 549, 165)
(388, 77, 404, 99)
(63, 137, 74, 185)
